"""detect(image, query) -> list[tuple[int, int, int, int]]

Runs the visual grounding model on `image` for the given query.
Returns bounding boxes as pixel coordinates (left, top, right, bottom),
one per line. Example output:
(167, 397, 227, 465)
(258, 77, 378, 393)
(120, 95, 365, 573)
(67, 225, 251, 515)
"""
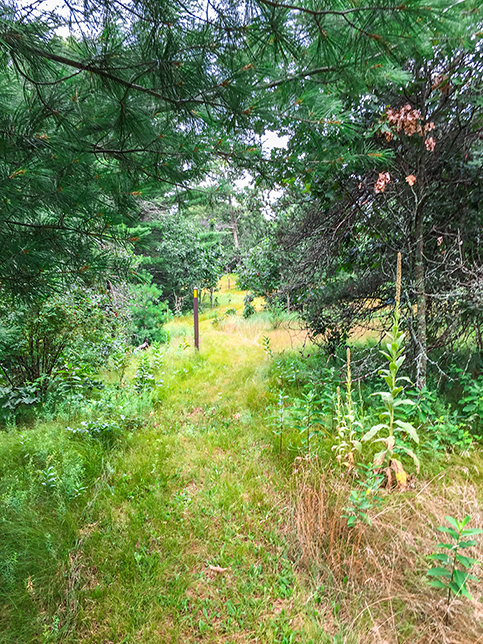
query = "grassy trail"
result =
(66, 282, 316, 644)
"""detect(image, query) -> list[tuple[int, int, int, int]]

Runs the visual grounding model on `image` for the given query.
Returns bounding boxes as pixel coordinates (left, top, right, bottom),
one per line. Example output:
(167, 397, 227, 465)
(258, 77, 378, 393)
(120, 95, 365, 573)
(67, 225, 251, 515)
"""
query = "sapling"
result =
(133, 354, 155, 391)
(262, 335, 273, 358)
(427, 515, 483, 614)
(109, 347, 130, 386)
(268, 389, 288, 454)
(290, 386, 324, 455)
(342, 464, 384, 527)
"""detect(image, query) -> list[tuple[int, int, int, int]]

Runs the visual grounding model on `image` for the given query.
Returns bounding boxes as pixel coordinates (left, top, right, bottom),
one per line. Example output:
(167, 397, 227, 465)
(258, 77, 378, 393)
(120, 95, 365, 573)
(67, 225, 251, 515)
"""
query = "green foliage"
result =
(129, 280, 171, 345)
(0, 420, 117, 632)
(151, 340, 167, 372)
(133, 354, 156, 392)
(109, 343, 131, 386)
(0, 289, 123, 388)
(342, 466, 384, 528)
(55, 361, 96, 419)
(243, 293, 256, 318)
(263, 335, 273, 358)
(361, 305, 419, 485)
(268, 389, 289, 455)
(332, 350, 363, 469)
(427, 412, 478, 454)
(135, 215, 224, 312)
(0, 381, 40, 421)
(238, 238, 281, 298)
(460, 372, 483, 432)
(292, 277, 356, 355)
(66, 418, 125, 447)
(290, 387, 325, 455)
(427, 516, 483, 607)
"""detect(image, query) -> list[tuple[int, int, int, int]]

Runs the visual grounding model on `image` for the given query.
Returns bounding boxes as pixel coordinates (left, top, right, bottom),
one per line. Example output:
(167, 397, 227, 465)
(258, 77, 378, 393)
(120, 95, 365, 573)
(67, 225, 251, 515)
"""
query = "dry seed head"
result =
(396, 252, 402, 306)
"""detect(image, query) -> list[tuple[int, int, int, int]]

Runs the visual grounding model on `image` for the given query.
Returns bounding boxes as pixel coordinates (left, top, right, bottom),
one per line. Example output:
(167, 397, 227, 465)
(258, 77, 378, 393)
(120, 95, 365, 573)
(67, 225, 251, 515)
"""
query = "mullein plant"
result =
(332, 349, 363, 470)
(361, 253, 420, 490)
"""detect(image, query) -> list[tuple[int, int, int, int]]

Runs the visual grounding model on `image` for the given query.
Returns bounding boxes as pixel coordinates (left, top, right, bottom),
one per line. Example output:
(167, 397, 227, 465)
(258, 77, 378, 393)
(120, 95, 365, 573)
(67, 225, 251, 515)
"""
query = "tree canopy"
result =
(0, 0, 460, 297)
(273, 22, 483, 384)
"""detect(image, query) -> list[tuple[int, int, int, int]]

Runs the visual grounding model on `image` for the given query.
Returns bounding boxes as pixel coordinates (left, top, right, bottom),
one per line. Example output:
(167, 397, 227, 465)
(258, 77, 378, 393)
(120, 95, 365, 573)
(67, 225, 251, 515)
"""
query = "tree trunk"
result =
(414, 209, 427, 389)
(229, 196, 239, 249)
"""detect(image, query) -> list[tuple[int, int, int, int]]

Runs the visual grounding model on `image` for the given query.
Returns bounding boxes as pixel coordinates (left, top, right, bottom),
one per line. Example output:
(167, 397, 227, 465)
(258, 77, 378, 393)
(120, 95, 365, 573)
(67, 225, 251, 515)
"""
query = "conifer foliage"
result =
(0, 0, 453, 296)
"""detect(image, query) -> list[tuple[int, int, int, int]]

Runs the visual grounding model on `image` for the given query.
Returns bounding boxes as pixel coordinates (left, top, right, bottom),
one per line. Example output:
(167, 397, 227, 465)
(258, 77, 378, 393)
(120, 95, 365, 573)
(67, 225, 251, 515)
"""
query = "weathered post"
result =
(193, 287, 199, 351)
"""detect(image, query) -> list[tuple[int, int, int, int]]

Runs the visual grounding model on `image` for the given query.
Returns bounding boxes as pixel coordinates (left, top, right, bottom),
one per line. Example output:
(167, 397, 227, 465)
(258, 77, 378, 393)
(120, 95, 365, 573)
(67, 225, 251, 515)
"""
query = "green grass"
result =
(3, 279, 483, 643)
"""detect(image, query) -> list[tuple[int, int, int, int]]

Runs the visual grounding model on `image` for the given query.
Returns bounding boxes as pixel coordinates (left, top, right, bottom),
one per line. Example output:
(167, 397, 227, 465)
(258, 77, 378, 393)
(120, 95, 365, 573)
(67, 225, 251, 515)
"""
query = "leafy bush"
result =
(243, 293, 256, 318)
(238, 237, 281, 298)
(66, 418, 124, 447)
(0, 289, 125, 388)
(129, 280, 171, 345)
(427, 515, 483, 609)
(459, 372, 483, 432)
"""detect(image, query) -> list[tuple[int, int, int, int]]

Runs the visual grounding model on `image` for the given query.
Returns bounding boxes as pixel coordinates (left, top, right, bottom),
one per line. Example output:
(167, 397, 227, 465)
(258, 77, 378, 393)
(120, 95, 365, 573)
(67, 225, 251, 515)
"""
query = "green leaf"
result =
(426, 567, 452, 578)
(453, 568, 471, 584)
(394, 420, 419, 443)
(427, 553, 451, 564)
(428, 579, 449, 589)
(436, 543, 455, 550)
(373, 450, 387, 468)
(461, 528, 483, 536)
(449, 580, 473, 599)
(445, 516, 462, 532)
(459, 516, 472, 529)
(393, 398, 415, 407)
(379, 392, 394, 407)
(362, 424, 387, 442)
(458, 539, 478, 548)
(451, 569, 474, 599)
(455, 554, 477, 569)
(395, 355, 405, 368)
(438, 526, 459, 540)
(399, 446, 420, 472)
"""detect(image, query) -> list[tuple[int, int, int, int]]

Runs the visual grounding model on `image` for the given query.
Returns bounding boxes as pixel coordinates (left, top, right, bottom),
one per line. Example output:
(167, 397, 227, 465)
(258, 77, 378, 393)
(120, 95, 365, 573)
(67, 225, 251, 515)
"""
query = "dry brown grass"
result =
(293, 459, 483, 643)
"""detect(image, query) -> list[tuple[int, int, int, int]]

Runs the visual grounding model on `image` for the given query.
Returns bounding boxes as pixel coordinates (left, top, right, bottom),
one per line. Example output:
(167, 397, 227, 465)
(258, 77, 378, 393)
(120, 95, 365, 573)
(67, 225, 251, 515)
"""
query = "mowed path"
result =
(66, 283, 316, 644)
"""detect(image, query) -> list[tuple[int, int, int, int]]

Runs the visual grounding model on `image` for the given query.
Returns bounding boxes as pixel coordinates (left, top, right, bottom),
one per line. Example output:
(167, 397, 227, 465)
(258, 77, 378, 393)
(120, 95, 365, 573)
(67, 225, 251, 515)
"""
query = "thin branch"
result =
(256, 0, 401, 17)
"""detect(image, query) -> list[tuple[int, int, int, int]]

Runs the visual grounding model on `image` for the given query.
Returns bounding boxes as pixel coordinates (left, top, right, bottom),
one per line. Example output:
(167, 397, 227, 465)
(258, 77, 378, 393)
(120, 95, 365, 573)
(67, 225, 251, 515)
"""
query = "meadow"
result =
(1, 278, 483, 644)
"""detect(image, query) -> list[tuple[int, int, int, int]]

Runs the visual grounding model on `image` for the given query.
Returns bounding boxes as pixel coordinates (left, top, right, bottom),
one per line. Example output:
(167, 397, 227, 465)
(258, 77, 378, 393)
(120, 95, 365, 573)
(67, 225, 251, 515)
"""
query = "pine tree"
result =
(0, 0, 461, 297)
(274, 9, 483, 383)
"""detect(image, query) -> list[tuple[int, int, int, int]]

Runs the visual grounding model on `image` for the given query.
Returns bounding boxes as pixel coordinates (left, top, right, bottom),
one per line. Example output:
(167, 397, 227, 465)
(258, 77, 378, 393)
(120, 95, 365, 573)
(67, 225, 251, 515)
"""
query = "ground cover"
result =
(2, 279, 483, 643)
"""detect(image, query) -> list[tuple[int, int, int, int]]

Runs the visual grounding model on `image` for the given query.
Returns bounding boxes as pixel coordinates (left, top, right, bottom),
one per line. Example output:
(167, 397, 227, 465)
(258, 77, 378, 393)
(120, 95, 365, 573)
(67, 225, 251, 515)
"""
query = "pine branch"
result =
(256, 0, 406, 18)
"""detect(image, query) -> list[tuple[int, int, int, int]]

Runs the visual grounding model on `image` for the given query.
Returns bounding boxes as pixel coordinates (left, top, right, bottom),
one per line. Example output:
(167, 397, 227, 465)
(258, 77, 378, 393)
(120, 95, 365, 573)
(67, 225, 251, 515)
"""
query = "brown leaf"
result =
(208, 565, 229, 573)
(405, 174, 416, 186)
(374, 172, 391, 194)
(390, 459, 408, 491)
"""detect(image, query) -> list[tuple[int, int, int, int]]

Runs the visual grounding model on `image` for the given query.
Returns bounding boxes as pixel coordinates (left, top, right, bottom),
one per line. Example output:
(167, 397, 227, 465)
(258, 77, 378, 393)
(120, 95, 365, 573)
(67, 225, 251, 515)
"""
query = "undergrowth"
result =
(2, 279, 483, 643)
